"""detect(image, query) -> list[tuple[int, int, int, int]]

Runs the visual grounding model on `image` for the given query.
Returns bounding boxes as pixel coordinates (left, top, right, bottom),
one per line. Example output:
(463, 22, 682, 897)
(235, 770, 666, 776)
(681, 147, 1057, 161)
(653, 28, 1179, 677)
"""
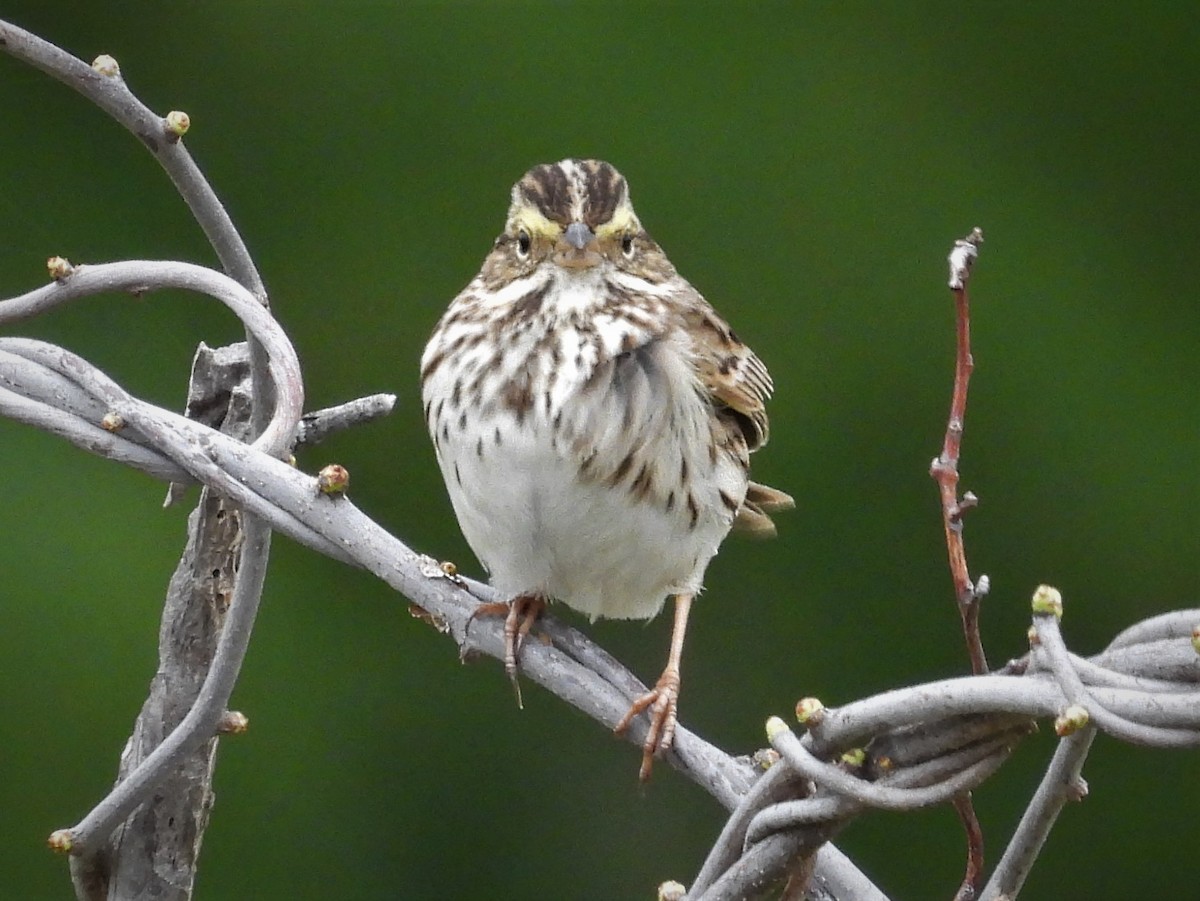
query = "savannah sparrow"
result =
(420, 159, 791, 779)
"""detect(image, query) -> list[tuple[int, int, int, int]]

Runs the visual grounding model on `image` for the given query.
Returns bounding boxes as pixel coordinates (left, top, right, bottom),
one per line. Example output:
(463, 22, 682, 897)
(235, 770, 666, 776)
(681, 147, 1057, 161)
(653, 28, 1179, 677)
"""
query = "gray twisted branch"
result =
(0, 17, 277, 899)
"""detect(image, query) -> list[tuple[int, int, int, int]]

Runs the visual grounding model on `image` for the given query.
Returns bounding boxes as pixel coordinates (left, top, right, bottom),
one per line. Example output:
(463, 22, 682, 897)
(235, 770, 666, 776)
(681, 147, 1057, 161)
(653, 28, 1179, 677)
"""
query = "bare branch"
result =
(980, 727, 1095, 901)
(49, 510, 271, 858)
(1107, 609, 1200, 650)
(951, 792, 985, 901)
(930, 227, 988, 676)
(689, 754, 810, 896)
(0, 19, 273, 424)
(764, 720, 1013, 815)
(1033, 595, 1200, 748)
(0, 259, 302, 455)
(0, 375, 186, 482)
(295, 394, 398, 448)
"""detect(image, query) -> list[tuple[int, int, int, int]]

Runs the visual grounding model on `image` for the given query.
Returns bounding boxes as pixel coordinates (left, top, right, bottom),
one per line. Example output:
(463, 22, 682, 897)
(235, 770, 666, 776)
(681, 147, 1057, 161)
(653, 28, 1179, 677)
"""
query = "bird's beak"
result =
(554, 221, 602, 270)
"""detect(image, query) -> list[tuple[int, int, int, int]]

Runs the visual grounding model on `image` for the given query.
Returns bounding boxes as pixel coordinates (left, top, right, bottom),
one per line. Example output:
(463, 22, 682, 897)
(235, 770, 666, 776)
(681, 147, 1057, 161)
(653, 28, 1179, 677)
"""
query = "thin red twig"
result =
(931, 227, 988, 676)
(951, 792, 985, 901)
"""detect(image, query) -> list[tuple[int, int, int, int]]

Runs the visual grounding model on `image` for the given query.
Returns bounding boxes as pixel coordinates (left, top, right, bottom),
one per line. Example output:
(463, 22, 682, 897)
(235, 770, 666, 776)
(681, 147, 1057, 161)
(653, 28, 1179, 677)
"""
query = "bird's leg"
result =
(466, 593, 546, 709)
(615, 592, 693, 781)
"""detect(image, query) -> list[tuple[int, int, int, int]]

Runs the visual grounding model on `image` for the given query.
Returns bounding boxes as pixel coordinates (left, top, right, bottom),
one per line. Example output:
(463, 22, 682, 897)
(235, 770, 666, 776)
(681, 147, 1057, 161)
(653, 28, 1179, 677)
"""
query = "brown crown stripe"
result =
(581, 160, 626, 227)
(519, 159, 628, 229)
(519, 163, 571, 224)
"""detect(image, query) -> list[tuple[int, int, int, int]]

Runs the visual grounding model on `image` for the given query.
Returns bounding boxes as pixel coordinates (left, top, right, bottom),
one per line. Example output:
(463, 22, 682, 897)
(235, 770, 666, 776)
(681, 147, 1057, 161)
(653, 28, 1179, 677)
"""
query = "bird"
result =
(420, 158, 792, 779)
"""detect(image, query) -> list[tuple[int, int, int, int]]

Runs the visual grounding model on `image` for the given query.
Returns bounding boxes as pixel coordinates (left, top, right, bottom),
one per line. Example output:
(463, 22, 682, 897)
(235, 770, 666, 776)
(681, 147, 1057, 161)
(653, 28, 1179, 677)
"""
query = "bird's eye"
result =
(516, 230, 532, 258)
(621, 233, 635, 257)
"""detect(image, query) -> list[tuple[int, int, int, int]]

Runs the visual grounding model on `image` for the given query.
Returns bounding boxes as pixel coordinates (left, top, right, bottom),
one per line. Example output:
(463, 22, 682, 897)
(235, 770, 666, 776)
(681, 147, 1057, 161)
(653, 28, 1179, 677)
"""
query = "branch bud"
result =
(1192, 625, 1200, 655)
(316, 463, 350, 496)
(751, 747, 780, 770)
(47, 829, 74, 853)
(91, 54, 120, 77)
(658, 880, 686, 901)
(765, 715, 789, 743)
(100, 412, 125, 432)
(840, 747, 866, 769)
(1030, 584, 1063, 618)
(947, 226, 984, 289)
(164, 110, 191, 140)
(795, 696, 825, 727)
(1055, 704, 1090, 736)
(217, 710, 249, 734)
(46, 256, 74, 281)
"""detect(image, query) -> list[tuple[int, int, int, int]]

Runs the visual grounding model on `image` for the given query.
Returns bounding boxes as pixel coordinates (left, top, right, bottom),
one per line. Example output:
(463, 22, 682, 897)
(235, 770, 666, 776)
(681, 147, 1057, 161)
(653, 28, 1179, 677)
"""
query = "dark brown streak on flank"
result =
(686, 493, 700, 530)
(500, 376, 534, 426)
(631, 463, 654, 501)
(420, 349, 446, 384)
(608, 450, 636, 487)
(718, 489, 740, 514)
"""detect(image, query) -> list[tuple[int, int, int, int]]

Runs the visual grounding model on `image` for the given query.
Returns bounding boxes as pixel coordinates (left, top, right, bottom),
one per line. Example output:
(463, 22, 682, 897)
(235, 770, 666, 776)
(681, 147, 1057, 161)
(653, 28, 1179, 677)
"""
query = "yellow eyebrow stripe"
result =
(511, 198, 639, 240)
(511, 206, 561, 239)
(594, 205, 638, 239)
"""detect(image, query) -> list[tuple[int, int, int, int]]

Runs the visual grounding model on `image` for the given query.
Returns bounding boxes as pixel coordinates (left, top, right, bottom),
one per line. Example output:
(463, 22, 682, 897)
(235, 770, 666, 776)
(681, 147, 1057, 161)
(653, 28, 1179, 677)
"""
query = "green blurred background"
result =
(2, 3, 1197, 898)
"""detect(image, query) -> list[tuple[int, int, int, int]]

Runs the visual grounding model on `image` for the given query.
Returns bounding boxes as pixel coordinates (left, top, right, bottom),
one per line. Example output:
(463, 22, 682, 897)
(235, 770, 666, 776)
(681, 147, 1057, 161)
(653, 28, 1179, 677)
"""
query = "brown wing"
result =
(683, 304, 795, 536)
(683, 306, 773, 450)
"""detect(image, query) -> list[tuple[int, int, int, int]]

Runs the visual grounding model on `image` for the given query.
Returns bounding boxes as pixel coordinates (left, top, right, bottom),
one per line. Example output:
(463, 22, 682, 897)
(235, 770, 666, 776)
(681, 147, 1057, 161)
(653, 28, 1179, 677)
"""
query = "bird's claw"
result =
(615, 668, 681, 781)
(466, 595, 545, 709)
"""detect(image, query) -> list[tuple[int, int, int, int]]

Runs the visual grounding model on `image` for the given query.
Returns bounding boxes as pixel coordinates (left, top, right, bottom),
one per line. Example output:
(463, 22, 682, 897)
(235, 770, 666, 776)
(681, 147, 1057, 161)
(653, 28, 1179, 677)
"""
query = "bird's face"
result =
(478, 159, 675, 289)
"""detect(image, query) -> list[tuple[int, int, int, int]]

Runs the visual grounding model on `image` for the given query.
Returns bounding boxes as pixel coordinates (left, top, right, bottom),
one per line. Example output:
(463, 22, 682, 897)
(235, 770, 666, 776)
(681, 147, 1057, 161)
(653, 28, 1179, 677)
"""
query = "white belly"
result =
(435, 410, 734, 620)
